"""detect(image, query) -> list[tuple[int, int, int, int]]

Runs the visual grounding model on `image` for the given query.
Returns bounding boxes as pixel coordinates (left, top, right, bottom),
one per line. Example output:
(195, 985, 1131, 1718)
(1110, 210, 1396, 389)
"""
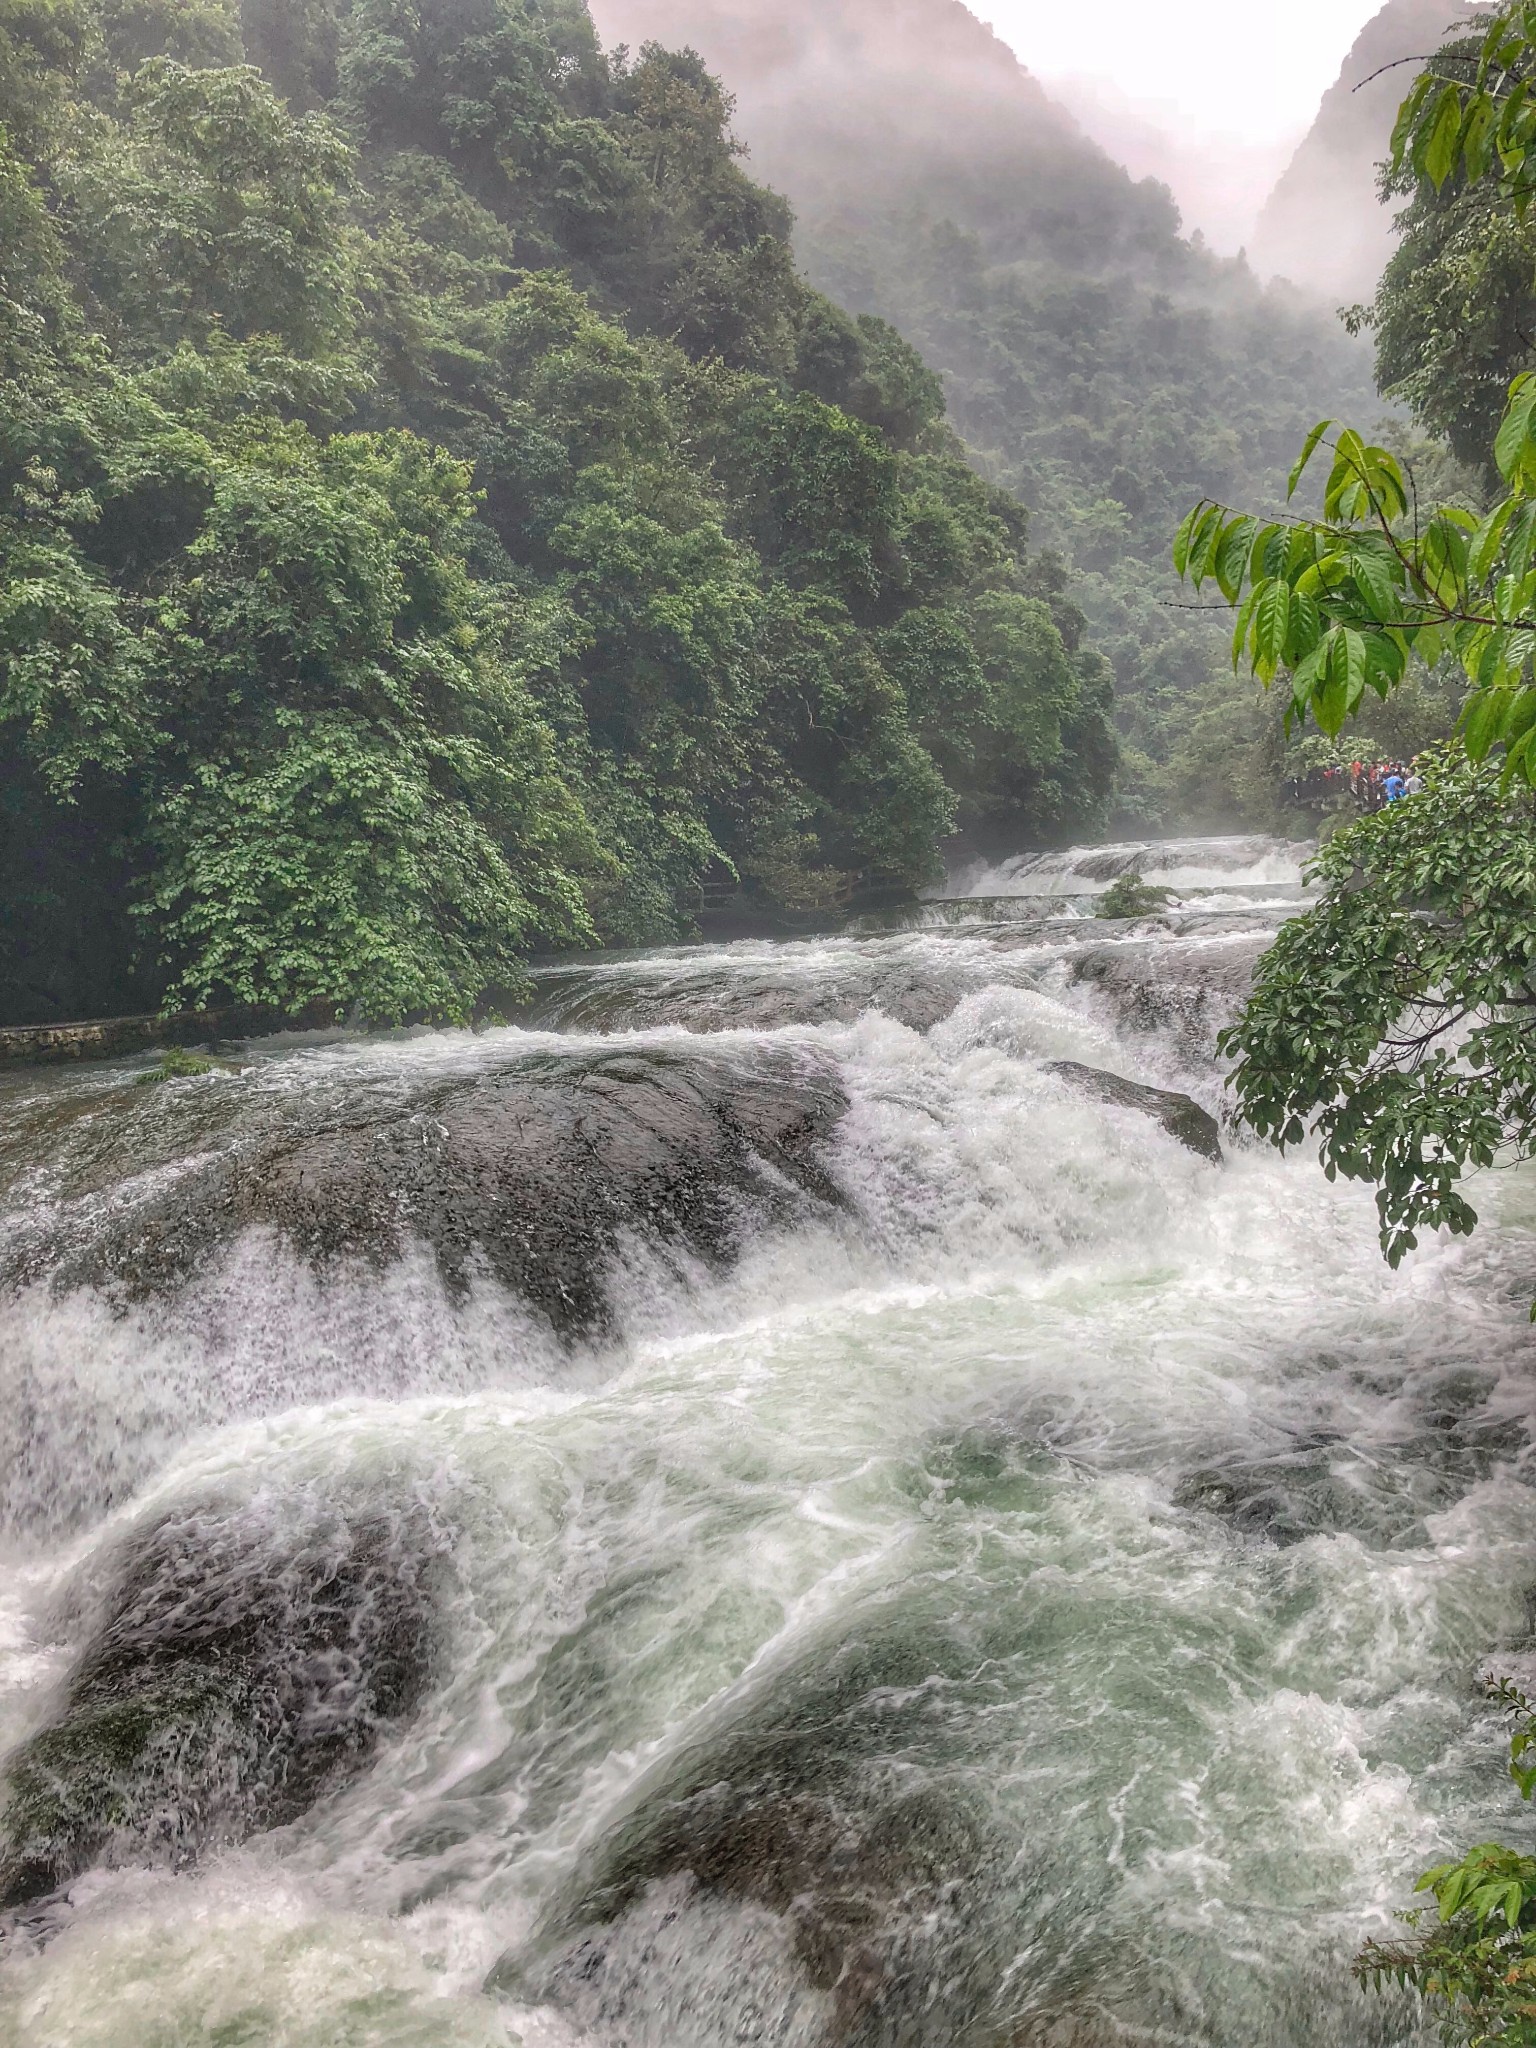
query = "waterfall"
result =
(1, 843, 1531, 2047)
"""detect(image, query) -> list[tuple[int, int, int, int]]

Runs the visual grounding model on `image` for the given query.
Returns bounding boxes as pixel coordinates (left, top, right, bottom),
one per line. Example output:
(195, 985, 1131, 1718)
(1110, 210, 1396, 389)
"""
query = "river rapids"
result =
(2, 836, 1535, 2047)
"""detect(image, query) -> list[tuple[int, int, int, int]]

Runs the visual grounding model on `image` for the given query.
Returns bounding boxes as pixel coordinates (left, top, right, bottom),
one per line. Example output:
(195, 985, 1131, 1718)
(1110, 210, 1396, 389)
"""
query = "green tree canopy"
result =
(0, 0, 1116, 1024)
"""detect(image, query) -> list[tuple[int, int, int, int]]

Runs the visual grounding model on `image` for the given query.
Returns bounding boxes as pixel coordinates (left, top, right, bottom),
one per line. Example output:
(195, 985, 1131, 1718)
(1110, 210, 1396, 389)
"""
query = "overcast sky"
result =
(978, 0, 1387, 143)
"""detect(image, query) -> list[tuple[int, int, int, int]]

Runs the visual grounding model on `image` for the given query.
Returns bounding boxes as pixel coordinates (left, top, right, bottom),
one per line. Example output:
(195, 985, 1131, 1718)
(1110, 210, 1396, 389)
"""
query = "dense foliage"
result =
(1221, 755, 1536, 1263)
(1175, 7, 1536, 782)
(771, 114, 1384, 828)
(1177, 2, 1536, 1263)
(0, 0, 1114, 1024)
(1356, 20, 1536, 479)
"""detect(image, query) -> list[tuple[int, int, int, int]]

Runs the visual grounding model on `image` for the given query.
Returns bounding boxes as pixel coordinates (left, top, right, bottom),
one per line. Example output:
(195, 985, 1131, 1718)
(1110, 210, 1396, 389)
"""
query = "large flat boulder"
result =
(11, 1044, 849, 1338)
(1067, 933, 1272, 1055)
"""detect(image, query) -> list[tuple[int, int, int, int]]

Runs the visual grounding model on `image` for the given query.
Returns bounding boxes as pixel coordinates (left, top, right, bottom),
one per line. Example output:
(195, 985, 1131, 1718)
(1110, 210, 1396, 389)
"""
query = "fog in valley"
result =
(5, 3, 1536, 2047)
(588, 0, 1475, 290)
(589, 0, 1436, 832)
(1040, 74, 1295, 258)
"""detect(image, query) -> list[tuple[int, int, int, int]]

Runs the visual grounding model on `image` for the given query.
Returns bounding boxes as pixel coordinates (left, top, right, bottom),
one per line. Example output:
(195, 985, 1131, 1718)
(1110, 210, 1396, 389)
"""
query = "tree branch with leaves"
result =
(1175, 17, 1536, 2035)
(1176, 0, 1536, 778)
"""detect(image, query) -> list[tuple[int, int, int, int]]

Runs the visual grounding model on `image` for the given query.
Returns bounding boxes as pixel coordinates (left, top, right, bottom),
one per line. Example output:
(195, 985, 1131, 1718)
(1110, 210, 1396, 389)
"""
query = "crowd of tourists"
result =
(1282, 759, 1426, 812)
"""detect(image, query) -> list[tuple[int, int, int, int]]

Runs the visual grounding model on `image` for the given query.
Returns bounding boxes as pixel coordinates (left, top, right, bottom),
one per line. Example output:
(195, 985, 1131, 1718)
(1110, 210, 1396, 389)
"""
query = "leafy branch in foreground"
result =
(1219, 754, 1536, 1268)
(1173, 404, 1523, 760)
(1174, 4, 1536, 770)
(1182, 21, 1536, 2041)
(1358, 1681, 1536, 2046)
(1388, 2, 1536, 215)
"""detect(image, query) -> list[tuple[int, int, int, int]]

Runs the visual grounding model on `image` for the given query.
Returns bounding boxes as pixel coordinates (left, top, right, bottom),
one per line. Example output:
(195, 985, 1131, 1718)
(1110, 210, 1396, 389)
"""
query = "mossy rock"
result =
(1094, 875, 1174, 921)
(134, 1047, 227, 1085)
(0, 1494, 447, 1907)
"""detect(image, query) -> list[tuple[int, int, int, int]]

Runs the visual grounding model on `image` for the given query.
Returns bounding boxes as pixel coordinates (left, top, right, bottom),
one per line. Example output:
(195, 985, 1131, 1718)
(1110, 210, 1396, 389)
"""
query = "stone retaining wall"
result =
(0, 1002, 337, 1065)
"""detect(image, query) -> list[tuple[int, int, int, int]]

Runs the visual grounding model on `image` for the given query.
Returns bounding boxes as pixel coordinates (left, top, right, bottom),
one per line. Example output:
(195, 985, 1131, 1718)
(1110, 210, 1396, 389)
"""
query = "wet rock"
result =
(518, 963, 961, 1034)
(535, 1778, 989, 2045)
(1173, 1462, 1325, 1547)
(23, 1044, 849, 1337)
(506, 1626, 1011, 2046)
(0, 1493, 445, 1907)
(1174, 1375, 1530, 1549)
(1165, 908, 1296, 941)
(1068, 934, 1271, 1055)
(1045, 1062, 1222, 1164)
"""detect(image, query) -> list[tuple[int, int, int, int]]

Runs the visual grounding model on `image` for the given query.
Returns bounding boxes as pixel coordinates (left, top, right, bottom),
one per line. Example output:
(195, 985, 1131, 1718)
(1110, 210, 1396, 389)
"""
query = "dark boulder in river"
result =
(1046, 1062, 1222, 1164)
(0, 1492, 446, 1908)
(20, 1044, 849, 1337)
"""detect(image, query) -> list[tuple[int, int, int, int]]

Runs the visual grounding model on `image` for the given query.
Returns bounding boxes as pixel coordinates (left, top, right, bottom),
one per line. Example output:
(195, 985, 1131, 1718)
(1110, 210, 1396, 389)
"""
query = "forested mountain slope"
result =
(0, 0, 1114, 1026)
(1251, 0, 1485, 303)
(589, 0, 1389, 823)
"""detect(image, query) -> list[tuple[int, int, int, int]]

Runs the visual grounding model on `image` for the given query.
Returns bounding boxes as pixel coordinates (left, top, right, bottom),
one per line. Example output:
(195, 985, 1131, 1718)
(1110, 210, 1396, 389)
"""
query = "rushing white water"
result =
(934, 834, 1315, 903)
(1, 848, 1534, 2048)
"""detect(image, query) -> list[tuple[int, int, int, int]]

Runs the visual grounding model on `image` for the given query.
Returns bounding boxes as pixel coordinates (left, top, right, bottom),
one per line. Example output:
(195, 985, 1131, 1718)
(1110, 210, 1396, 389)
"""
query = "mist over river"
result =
(3, 838, 1535, 2048)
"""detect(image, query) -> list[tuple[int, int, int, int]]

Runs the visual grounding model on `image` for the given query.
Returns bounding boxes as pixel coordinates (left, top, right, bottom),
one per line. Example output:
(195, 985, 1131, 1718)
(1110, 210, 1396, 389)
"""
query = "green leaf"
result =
(1507, 685, 1536, 749)
(1314, 634, 1349, 734)
(1390, 72, 1433, 166)
(1463, 93, 1496, 181)
(1249, 522, 1285, 581)
(1494, 379, 1536, 487)
(1254, 578, 1290, 681)
(1326, 430, 1370, 520)
(1439, 1865, 1471, 1919)
(1288, 421, 1333, 501)
(1178, 503, 1223, 585)
(1286, 525, 1320, 581)
(1499, 76, 1531, 153)
(1506, 724, 1536, 786)
(1349, 548, 1399, 622)
(1214, 515, 1257, 602)
(1413, 620, 1445, 669)
(1364, 630, 1406, 693)
(1422, 84, 1464, 188)
(1462, 686, 1512, 761)
(1172, 504, 1202, 578)
(1366, 448, 1409, 521)
(1289, 586, 1322, 659)
(1470, 496, 1516, 583)
(1340, 626, 1368, 712)
(1507, 500, 1536, 581)
(1191, 505, 1226, 583)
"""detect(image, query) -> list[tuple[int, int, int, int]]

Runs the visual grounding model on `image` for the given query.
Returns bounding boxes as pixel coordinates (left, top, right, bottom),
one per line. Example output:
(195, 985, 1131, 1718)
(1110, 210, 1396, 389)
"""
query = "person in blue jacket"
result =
(1383, 768, 1406, 802)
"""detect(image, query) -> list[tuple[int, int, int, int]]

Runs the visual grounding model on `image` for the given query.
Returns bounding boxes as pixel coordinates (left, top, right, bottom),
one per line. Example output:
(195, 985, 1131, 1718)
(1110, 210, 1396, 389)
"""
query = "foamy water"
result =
(932, 834, 1315, 901)
(0, 850, 1530, 2047)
